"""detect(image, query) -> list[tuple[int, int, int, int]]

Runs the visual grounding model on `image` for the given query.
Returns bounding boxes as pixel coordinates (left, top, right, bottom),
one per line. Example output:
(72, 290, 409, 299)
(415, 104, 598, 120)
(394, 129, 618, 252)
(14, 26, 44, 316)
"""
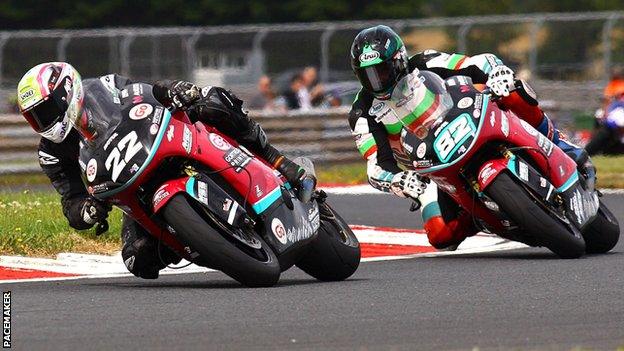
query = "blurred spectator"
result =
(248, 75, 286, 112)
(282, 73, 311, 110)
(302, 66, 326, 106)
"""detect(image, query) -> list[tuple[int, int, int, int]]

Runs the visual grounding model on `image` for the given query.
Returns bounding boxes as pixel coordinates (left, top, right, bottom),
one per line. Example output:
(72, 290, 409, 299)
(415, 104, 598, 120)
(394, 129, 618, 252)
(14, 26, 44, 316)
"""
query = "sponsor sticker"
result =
(103, 132, 119, 151)
(209, 133, 230, 151)
(223, 148, 252, 172)
(153, 188, 170, 207)
(359, 50, 380, 63)
(129, 103, 153, 120)
(271, 218, 288, 244)
(149, 124, 159, 135)
(501, 114, 509, 137)
(416, 143, 427, 159)
(518, 162, 529, 181)
(413, 159, 433, 168)
(520, 120, 538, 136)
(457, 97, 473, 109)
(86, 158, 98, 182)
(182, 125, 192, 154)
(19, 89, 34, 101)
(167, 125, 175, 142)
(222, 198, 233, 211)
(479, 162, 497, 184)
(369, 102, 385, 116)
(198, 181, 208, 204)
(38, 151, 59, 165)
(152, 107, 164, 125)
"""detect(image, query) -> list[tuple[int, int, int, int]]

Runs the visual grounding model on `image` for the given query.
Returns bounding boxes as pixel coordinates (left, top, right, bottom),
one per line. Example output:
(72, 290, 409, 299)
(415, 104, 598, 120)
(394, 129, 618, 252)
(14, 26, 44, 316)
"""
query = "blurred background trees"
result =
(2, 0, 624, 29)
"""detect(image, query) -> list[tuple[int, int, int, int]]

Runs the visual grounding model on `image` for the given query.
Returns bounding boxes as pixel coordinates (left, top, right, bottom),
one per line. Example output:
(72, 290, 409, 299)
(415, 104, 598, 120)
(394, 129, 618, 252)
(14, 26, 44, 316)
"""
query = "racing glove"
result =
(169, 81, 201, 110)
(486, 65, 516, 97)
(390, 171, 428, 200)
(80, 197, 112, 226)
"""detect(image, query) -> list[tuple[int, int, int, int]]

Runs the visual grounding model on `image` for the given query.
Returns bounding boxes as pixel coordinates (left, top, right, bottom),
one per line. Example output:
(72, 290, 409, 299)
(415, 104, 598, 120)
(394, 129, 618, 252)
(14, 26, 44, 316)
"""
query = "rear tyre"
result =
(163, 195, 280, 287)
(583, 201, 620, 254)
(486, 172, 585, 258)
(296, 202, 361, 281)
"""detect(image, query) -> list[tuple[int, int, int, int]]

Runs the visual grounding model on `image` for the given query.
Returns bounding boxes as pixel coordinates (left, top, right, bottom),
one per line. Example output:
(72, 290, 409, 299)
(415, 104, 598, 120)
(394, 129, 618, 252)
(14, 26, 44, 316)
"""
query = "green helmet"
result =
(350, 25, 408, 99)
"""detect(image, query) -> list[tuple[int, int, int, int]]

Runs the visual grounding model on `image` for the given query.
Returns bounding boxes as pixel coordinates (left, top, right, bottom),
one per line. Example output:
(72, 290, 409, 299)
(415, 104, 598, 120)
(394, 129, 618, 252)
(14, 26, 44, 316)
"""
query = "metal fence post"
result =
(602, 14, 619, 80)
(56, 35, 71, 62)
(151, 35, 160, 78)
(528, 19, 544, 78)
(249, 29, 268, 81)
(320, 25, 336, 83)
(120, 34, 135, 77)
(457, 22, 473, 54)
(108, 32, 118, 73)
(183, 31, 201, 80)
(0, 33, 10, 88)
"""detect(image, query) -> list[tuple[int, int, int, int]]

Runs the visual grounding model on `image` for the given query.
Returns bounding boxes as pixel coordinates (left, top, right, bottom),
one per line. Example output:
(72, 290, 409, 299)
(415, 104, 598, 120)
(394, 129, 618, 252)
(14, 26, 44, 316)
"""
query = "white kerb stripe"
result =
(227, 201, 238, 225)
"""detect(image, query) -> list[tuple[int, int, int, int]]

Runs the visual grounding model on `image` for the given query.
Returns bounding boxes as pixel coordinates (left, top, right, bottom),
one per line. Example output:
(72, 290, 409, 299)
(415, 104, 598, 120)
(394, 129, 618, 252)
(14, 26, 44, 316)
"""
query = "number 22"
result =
(105, 131, 143, 182)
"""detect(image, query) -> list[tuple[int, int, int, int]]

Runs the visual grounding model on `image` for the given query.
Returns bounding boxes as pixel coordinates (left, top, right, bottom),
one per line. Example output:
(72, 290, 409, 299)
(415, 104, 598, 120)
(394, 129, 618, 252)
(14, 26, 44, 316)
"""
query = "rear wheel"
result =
(486, 172, 585, 258)
(163, 195, 280, 287)
(296, 202, 361, 281)
(583, 200, 620, 254)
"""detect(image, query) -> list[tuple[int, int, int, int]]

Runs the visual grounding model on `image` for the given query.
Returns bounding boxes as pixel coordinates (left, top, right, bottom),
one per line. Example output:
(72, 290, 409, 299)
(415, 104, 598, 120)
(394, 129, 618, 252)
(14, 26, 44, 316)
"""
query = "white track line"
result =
(321, 185, 624, 196)
(1, 228, 526, 284)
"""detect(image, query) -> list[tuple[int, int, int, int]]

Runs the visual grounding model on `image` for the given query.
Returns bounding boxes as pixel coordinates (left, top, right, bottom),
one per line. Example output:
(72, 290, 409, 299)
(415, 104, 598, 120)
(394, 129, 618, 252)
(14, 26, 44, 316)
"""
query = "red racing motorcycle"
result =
(79, 83, 360, 287)
(402, 76, 619, 258)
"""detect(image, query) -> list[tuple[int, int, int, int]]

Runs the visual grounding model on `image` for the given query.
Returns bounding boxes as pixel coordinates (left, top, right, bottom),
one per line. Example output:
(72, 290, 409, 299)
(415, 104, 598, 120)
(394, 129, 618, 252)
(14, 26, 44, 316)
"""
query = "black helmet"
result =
(350, 25, 408, 99)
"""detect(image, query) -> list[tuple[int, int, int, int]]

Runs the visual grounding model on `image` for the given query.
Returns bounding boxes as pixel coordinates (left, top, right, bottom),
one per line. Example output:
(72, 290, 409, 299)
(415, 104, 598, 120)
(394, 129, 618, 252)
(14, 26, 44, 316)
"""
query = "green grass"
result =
(592, 155, 624, 189)
(315, 157, 624, 189)
(0, 156, 623, 257)
(0, 190, 122, 257)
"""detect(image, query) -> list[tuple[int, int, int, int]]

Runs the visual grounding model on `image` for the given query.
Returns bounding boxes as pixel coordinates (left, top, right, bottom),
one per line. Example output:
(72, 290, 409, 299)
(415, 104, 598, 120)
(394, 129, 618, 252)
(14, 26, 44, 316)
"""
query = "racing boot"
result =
(261, 144, 316, 202)
(120, 216, 181, 279)
(536, 115, 590, 170)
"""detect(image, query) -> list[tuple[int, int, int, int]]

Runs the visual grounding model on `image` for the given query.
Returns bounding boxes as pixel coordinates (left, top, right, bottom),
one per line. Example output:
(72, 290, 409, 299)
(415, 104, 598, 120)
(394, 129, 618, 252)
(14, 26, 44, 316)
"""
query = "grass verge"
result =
(0, 190, 122, 257)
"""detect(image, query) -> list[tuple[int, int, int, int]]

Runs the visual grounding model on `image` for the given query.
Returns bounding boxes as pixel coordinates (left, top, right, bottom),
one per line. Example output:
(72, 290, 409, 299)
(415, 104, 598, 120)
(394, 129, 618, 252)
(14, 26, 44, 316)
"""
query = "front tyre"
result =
(486, 172, 585, 258)
(162, 194, 280, 287)
(296, 201, 361, 281)
(583, 200, 620, 254)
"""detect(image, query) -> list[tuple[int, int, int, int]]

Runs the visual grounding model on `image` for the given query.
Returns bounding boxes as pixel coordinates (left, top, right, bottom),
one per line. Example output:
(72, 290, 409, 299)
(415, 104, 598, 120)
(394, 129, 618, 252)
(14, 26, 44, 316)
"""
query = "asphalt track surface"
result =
(6, 193, 624, 350)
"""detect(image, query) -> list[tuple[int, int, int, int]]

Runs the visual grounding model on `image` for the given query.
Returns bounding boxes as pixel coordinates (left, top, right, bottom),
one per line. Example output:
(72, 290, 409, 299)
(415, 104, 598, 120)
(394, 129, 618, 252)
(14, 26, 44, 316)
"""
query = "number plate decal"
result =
(433, 113, 476, 163)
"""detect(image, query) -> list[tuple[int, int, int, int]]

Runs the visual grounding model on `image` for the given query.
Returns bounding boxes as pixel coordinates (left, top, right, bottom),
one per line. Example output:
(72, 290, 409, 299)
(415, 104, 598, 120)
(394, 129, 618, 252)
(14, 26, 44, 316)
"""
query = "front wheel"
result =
(583, 200, 620, 254)
(162, 194, 281, 287)
(486, 172, 586, 258)
(296, 201, 361, 281)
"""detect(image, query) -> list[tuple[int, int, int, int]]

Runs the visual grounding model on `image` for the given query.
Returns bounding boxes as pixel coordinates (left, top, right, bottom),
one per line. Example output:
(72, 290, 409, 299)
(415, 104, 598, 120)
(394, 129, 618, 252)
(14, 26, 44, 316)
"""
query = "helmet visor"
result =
(22, 78, 70, 133)
(354, 60, 398, 97)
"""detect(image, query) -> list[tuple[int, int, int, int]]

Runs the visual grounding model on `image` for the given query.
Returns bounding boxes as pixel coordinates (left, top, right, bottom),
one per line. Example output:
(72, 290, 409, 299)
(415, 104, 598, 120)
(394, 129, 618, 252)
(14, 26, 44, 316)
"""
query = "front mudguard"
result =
(477, 154, 557, 204)
(153, 174, 248, 228)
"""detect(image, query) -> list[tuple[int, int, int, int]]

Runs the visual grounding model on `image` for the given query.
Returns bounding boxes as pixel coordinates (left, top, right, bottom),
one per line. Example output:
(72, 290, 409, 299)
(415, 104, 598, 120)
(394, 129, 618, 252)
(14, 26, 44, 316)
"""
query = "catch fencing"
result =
(1, 12, 624, 111)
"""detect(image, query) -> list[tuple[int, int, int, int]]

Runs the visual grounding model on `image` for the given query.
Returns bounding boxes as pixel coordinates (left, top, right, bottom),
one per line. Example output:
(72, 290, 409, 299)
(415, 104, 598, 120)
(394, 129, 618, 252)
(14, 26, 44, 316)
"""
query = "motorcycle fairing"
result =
(81, 85, 166, 198)
(261, 194, 320, 254)
(408, 93, 489, 173)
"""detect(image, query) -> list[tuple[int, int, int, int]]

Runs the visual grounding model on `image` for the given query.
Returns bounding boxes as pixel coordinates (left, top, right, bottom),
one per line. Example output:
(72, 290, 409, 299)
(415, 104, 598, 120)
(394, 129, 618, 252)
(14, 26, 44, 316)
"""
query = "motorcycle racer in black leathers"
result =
(348, 26, 587, 249)
(17, 62, 308, 279)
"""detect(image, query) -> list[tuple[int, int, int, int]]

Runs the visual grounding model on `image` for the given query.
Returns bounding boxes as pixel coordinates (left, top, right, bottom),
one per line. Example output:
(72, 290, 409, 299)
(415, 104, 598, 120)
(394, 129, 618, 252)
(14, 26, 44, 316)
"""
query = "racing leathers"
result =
(39, 74, 303, 279)
(349, 50, 570, 249)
